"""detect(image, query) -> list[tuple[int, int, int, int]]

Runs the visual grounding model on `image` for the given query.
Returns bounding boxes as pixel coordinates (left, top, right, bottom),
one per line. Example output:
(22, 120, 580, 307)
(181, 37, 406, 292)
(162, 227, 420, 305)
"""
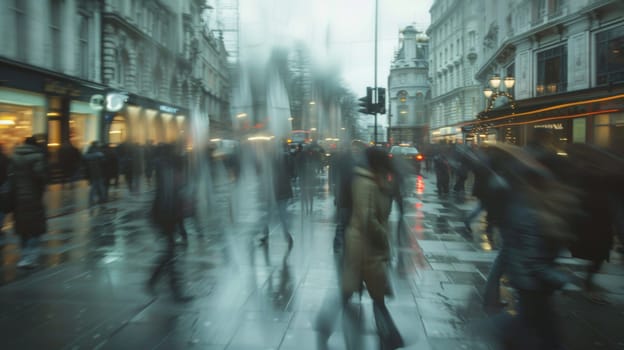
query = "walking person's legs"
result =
(483, 249, 507, 312)
(277, 199, 293, 248)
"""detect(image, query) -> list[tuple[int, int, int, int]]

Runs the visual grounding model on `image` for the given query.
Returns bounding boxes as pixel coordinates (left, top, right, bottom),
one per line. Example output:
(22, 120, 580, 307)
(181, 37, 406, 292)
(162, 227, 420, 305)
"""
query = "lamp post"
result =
(483, 74, 516, 112)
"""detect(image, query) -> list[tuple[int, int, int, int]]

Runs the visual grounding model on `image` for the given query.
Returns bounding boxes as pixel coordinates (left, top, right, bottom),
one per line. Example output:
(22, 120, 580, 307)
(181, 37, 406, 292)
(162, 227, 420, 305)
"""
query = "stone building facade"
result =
(472, 0, 624, 149)
(101, 0, 231, 144)
(427, 0, 486, 143)
(388, 26, 430, 147)
(0, 0, 104, 158)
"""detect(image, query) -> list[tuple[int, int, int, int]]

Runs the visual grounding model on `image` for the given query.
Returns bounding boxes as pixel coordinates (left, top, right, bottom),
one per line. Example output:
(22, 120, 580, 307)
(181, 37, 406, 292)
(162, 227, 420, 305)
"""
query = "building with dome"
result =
(387, 25, 430, 147)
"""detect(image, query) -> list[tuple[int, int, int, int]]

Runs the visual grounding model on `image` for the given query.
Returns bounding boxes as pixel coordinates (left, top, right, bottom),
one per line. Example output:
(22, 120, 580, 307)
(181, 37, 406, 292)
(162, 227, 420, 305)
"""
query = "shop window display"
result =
(0, 104, 37, 154)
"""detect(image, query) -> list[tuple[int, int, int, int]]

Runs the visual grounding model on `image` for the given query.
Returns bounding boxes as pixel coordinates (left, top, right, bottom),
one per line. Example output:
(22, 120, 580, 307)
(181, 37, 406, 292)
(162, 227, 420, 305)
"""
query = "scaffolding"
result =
(212, 0, 239, 64)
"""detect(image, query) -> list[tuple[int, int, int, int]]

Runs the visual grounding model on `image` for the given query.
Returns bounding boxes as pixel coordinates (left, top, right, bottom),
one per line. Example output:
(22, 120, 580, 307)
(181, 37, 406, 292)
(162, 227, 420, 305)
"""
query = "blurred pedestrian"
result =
(144, 139, 155, 186)
(83, 141, 107, 205)
(101, 143, 118, 199)
(260, 142, 294, 249)
(0, 144, 10, 233)
(11, 137, 47, 268)
(331, 140, 367, 256)
(147, 143, 192, 302)
(463, 147, 499, 243)
(317, 147, 403, 350)
(486, 143, 577, 350)
(298, 145, 317, 215)
(564, 143, 623, 304)
(58, 142, 82, 188)
(433, 151, 451, 197)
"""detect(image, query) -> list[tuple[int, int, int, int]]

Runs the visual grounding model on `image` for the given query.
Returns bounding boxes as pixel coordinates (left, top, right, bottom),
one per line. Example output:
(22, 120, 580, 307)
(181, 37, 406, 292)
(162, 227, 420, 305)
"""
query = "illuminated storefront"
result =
(462, 86, 624, 149)
(0, 58, 106, 174)
(101, 93, 189, 147)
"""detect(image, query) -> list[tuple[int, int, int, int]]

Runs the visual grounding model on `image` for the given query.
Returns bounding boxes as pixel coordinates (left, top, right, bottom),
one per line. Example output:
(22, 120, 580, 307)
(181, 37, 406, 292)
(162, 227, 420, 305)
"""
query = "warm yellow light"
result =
(470, 94, 624, 126)
(288, 117, 294, 121)
(309, 101, 316, 105)
(489, 74, 501, 89)
(247, 136, 274, 141)
(236, 113, 247, 118)
(0, 120, 15, 126)
(504, 76, 515, 89)
(483, 88, 493, 98)
(47, 112, 60, 117)
(536, 84, 545, 94)
(210, 138, 222, 142)
(48, 143, 60, 147)
(310, 128, 317, 131)
(496, 109, 620, 128)
(109, 130, 121, 134)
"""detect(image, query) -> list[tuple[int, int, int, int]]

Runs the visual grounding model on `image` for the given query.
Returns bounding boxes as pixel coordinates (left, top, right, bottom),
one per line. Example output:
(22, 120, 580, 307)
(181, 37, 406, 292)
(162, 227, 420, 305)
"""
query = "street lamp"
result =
(483, 74, 516, 112)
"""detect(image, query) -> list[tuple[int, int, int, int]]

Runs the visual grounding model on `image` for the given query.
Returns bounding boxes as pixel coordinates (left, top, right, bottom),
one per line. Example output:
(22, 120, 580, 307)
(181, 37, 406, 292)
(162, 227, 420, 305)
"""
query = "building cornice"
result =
(102, 12, 180, 62)
(0, 56, 107, 92)
(476, 0, 618, 81)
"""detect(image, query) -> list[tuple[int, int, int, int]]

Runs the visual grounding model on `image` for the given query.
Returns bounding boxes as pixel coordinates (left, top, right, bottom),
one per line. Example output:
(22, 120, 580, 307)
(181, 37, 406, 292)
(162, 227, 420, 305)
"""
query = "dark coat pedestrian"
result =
(433, 154, 451, 196)
(84, 142, 107, 204)
(341, 147, 403, 349)
(58, 143, 82, 186)
(11, 138, 47, 267)
(147, 144, 192, 302)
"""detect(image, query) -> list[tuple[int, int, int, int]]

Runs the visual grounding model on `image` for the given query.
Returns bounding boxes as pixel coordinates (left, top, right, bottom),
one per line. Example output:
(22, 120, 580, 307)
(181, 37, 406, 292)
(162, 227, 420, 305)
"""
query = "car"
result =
(389, 145, 424, 173)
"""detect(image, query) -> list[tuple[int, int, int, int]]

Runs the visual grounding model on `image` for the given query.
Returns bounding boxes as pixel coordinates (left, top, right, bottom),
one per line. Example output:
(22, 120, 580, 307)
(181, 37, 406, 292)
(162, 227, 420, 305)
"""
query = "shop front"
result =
(101, 93, 189, 147)
(0, 58, 106, 159)
(430, 125, 463, 144)
(462, 83, 624, 150)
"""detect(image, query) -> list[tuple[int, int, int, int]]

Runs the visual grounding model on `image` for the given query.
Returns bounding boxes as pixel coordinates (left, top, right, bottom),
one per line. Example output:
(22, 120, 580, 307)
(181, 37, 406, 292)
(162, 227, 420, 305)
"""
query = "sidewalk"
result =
(0, 170, 621, 349)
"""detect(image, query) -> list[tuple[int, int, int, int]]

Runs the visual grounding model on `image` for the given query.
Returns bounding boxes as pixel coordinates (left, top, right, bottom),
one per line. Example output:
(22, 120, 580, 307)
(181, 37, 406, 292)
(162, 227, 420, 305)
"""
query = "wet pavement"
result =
(0, 169, 623, 349)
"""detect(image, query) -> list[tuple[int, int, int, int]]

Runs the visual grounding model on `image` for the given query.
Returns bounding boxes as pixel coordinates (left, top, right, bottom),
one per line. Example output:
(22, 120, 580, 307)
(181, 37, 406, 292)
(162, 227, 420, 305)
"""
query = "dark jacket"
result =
(84, 146, 105, 182)
(273, 152, 293, 201)
(501, 191, 569, 292)
(151, 153, 184, 231)
(0, 151, 9, 185)
(10, 143, 47, 236)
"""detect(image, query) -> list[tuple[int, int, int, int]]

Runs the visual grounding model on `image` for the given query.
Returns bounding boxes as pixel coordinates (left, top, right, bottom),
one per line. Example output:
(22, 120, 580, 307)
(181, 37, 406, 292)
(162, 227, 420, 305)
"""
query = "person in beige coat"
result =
(317, 147, 403, 350)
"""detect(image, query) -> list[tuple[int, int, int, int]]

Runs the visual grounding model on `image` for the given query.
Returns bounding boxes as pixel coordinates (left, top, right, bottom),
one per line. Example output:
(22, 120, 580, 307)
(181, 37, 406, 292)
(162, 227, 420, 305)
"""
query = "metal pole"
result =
(374, 0, 378, 145)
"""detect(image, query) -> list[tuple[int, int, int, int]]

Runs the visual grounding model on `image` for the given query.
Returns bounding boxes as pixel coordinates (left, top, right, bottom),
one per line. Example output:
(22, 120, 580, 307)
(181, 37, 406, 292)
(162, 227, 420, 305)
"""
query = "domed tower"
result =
(387, 26, 430, 146)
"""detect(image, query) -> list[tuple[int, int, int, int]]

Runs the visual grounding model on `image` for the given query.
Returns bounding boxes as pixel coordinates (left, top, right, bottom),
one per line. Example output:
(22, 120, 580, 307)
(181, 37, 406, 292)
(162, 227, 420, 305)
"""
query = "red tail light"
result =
(416, 154, 424, 161)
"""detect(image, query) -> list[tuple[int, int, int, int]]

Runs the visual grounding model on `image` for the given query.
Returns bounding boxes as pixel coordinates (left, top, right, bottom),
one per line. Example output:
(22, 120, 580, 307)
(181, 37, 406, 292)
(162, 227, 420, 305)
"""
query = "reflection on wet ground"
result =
(0, 171, 622, 349)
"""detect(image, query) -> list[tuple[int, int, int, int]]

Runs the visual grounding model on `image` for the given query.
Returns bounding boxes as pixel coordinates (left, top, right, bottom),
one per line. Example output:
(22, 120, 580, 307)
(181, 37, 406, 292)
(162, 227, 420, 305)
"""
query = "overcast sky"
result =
(238, 0, 433, 95)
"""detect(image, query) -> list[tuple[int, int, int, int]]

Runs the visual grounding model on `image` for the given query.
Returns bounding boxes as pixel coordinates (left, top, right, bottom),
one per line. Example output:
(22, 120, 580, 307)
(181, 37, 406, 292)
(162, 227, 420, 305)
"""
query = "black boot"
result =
(374, 301, 404, 350)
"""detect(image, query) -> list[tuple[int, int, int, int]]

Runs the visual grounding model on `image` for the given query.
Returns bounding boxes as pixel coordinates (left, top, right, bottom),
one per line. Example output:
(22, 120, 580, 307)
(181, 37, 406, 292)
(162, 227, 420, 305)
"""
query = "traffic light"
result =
(376, 87, 386, 114)
(358, 87, 374, 115)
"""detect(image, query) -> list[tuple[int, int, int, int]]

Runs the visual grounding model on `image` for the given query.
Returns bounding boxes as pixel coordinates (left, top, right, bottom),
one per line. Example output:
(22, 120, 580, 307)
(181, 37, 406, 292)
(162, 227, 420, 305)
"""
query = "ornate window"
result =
(596, 26, 624, 86)
(536, 45, 567, 94)
(397, 90, 408, 103)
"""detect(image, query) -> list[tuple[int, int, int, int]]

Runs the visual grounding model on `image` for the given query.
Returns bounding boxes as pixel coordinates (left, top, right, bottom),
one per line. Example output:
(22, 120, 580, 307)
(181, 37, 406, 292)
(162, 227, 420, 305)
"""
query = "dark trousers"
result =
(483, 248, 506, 308)
(514, 289, 561, 350)
(149, 226, 184, 296)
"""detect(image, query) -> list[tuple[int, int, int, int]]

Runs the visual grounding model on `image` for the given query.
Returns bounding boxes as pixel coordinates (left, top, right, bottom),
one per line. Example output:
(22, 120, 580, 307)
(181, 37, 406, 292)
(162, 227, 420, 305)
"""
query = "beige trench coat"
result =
(342, 166, 393, 300)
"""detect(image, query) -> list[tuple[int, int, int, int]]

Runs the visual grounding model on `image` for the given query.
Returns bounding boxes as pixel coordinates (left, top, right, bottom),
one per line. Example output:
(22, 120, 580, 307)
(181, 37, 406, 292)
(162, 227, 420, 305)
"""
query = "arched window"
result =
(397, 90, 408, 103)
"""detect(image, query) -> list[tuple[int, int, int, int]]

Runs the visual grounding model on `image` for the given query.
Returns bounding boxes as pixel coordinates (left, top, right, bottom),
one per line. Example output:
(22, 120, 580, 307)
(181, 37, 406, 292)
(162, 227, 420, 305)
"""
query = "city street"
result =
(0, 169, 623, 350)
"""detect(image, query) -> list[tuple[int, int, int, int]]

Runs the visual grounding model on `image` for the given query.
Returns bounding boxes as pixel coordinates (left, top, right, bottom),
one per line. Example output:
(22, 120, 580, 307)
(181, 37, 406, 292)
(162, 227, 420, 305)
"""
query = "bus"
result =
(288, 130, 311, 146)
